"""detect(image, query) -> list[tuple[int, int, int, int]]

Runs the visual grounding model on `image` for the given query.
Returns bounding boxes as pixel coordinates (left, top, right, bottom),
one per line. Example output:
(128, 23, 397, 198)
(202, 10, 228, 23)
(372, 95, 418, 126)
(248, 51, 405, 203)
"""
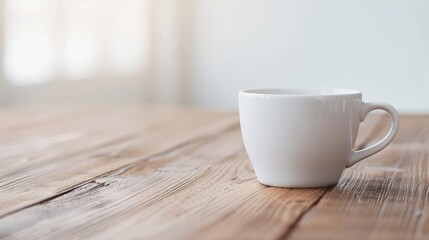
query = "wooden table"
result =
(0, 105, 428, 240)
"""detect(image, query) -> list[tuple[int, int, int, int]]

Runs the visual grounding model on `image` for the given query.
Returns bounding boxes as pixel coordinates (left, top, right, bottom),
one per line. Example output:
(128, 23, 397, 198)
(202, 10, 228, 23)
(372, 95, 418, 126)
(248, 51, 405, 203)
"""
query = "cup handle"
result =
(347, 102, 400, 167)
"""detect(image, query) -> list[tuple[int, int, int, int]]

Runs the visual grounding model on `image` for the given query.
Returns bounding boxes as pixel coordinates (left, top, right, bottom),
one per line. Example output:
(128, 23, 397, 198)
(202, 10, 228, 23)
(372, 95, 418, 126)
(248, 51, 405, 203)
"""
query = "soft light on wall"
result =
(3, 0, 149, 85)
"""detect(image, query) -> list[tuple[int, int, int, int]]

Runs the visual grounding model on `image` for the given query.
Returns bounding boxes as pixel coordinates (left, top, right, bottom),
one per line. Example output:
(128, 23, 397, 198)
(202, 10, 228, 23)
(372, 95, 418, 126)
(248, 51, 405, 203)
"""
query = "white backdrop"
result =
(187, 0, 429, 113)
(1, 0, 428, 113)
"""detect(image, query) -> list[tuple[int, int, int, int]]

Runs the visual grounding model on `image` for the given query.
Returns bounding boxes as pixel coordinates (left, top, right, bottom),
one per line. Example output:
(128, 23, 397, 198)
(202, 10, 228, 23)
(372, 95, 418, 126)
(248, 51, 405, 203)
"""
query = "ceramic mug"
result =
(239, 88, 399, 188)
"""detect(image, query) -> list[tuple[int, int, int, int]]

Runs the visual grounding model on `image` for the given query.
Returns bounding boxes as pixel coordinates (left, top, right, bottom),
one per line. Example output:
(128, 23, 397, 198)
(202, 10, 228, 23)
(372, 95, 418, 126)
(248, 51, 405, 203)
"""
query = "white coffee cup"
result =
(239, 88, 399, 188)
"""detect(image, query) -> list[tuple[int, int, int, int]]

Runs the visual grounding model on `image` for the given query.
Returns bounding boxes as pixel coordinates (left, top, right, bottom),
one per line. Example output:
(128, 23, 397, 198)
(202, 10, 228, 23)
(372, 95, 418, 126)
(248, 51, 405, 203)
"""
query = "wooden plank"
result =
(0, 106, 134, 172)
(0, 105, 188, 171)
(1, 107, 421, 239)
(0, 124, 327, 240)
(0, 106, 238, 216)
(0, 105, 100, 131)
(286, 115, 429, 240)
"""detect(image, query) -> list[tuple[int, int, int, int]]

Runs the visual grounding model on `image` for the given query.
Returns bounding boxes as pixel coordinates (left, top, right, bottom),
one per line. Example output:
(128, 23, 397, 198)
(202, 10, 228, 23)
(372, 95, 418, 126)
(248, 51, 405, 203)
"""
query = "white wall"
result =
(187, 0, 429, 113)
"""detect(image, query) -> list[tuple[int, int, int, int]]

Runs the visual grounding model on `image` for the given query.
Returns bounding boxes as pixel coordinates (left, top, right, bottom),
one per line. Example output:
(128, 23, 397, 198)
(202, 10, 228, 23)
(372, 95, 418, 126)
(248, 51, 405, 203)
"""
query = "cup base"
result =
(257, 179, 338, 188)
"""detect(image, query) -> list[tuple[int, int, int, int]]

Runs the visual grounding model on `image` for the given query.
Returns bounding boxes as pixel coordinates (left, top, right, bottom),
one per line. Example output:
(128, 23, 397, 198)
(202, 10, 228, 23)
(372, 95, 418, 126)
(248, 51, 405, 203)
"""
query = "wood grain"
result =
(0, 123, 326, 240)
(0, 105, 237, 216)
(287, 115, 429, 240)
(0, 105, 70, 128)
(0, 106, 428, 240)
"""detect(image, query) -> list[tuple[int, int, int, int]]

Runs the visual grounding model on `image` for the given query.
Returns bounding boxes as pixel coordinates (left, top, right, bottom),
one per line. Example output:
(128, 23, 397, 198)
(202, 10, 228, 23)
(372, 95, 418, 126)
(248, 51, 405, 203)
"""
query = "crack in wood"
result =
(0, 122, 239, 220)
(278, 188, 331, 240)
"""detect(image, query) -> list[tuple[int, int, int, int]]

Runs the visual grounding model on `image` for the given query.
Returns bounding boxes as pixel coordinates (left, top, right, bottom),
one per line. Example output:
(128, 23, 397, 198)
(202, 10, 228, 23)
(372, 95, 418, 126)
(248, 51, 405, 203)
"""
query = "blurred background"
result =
(0, 0, 428, 112)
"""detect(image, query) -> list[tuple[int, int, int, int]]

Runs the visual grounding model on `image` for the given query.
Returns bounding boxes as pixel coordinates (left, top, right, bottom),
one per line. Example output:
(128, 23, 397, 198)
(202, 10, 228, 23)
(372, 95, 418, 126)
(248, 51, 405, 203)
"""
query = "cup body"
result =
(239, 88, 363, 188)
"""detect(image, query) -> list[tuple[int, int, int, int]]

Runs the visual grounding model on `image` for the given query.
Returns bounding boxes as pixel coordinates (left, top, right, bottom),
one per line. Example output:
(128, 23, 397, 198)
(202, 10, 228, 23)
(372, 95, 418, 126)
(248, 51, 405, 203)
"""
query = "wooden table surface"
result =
(0, 105, 428, 240)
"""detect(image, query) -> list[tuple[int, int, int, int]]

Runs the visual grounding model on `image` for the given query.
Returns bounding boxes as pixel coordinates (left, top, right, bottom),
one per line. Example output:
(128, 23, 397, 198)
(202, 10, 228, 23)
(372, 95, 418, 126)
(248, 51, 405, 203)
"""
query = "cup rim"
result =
(239, 88, 362, 97)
